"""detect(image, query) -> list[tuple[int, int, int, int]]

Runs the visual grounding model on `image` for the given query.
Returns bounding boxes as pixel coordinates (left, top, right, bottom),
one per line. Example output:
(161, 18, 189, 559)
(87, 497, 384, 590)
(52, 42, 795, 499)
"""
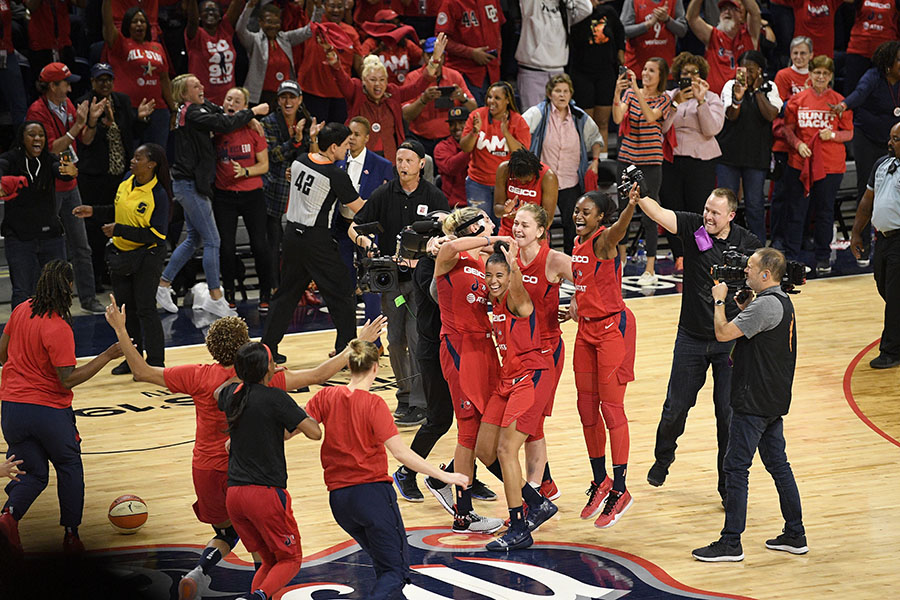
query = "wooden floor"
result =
(3, 274, 898, 599)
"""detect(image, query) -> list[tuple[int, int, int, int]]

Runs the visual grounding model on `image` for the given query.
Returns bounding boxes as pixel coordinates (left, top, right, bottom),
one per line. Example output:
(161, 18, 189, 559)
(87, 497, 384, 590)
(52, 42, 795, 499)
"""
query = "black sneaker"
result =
(395, 406, 426, 428)
(393, 467, 424, 502)
(692, 539, 744, 562)
(111, 360, 131, 376)
(273, 352, 287, 365)
(765, 532, 808, 555)
(816, 260, 832, 276)
(870, 353, 900, 369)
(81, 298, 106, 314)
(485, 523, 533, 551)
(524, 498, 558, 532)
(647, 461, 669, 487)
(471, 478, 497, 501)
(393, 404, 410, 419)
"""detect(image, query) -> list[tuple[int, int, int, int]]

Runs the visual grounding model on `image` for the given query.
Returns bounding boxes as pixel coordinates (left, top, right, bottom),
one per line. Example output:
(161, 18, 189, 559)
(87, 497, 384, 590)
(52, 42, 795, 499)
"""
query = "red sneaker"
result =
(594, 489, 633, 529)
(0, 511, 22, 552)
(540, 478, 561, 501)
(63, 531, 85, 554)
(580, 477, 612, 520)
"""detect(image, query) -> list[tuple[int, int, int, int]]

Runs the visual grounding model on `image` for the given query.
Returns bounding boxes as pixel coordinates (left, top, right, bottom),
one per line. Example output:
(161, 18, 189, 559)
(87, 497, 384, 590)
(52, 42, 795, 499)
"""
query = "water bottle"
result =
(635, 239, 647, 266)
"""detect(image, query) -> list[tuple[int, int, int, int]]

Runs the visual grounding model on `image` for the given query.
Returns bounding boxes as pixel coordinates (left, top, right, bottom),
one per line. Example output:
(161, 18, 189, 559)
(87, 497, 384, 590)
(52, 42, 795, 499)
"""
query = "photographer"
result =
(634, 186, 760, 503)
(348, 140, 450, 427)
(692, 248, 807, 562)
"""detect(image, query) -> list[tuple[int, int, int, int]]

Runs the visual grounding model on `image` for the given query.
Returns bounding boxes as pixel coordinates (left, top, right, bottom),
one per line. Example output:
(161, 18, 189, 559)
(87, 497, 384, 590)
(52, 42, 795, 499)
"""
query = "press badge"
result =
(417, 204, 428, 216)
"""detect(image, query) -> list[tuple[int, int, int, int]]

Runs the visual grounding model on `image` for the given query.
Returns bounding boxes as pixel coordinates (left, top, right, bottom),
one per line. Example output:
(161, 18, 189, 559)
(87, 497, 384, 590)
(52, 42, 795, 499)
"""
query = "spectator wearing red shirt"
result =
(845, 0, 899, 92)
(434, 106, 470, 207)
(306, 339, 467, 598)
(358, 10, 424, 86)
(0, 0, 27, 127)
(788, 0, 846, 60)
(213, 87, 273, 309)
(622, 0, 688, 76)
(782, 55, 853, 274)
(185, 0, 243, 106)
(435, 0, 505, 106)
(25, 0, 80, 76)
(110, 0, 179, 40)
(321, 33, 446, 162)
(402, 36, 477, 157)
(460, 81, 531, 228)
(102, 0, 175, 149)
(0, 261, 122, 554)
(686, 0, 761, 94)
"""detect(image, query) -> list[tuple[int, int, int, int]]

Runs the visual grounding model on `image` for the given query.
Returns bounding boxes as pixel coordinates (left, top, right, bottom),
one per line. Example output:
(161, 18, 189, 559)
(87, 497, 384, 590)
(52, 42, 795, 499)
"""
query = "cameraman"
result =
(349, 140, 449, 427)
(692, 248, 806, 562)
(633, 186, 760, 502)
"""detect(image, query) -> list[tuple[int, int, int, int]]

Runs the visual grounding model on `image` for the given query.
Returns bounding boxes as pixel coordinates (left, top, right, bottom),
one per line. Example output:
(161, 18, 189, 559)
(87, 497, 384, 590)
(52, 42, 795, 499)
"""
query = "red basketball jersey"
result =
(491, 294, 550, 378)
(624, 0, 678, 73)
(572, 227, 625, 319)
(518, 242, 562, 343)
(498, 164, 548, 236)
(437, 251, 492, 336)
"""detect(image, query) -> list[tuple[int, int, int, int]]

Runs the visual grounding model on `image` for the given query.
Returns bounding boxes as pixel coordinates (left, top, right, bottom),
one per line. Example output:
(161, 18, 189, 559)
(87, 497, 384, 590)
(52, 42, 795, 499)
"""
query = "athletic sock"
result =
(521, 481, 544, 509)
(612, 463, 628, 493)
(590, 456, 607, 484)
(542, 462, 552, 483)
(486, 459, 504, 482)
(455, 485, 473, 515)
(199, 546, 222, 575)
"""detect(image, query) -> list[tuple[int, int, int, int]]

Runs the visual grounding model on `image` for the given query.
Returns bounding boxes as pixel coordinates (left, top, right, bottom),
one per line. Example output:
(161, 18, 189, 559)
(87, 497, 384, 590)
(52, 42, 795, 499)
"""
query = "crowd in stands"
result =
(0, 0, 898, 312)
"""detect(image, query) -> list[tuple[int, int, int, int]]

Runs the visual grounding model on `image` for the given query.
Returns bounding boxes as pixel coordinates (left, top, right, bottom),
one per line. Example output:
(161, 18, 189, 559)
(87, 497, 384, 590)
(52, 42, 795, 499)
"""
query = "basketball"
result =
(108, 495, 148, 534)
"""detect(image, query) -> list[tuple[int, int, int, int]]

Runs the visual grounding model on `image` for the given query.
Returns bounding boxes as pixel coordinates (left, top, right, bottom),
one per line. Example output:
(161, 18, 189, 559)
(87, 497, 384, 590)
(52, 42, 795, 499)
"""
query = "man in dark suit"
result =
(334, 116, 394, 354)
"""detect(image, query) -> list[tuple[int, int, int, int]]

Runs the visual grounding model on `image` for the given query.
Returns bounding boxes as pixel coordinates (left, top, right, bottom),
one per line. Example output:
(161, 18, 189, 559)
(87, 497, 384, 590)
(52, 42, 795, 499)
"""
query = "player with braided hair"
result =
(493, 148, 558, 237)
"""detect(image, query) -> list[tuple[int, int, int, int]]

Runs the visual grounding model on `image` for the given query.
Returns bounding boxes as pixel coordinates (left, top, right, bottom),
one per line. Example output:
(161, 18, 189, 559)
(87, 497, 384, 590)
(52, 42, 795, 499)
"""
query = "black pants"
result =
(556, 185, 583, 256)
(261, 225, 356, 354)
(267, 214, 283, 290)
(110, 244, 165, 366)
(302, 92, 347, 125)
(874, 231, 900, 359)
(409, 349, 455, 461)
(853, 135, 884, 254)
(78, 173, 122, 285)
(213, 187, 273, 301)
(660, 156, 717, 258)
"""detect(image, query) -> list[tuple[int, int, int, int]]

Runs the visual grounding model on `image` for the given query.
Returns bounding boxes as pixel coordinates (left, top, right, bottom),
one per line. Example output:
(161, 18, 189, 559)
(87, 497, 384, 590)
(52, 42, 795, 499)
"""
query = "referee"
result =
(262, 123, 364, 362)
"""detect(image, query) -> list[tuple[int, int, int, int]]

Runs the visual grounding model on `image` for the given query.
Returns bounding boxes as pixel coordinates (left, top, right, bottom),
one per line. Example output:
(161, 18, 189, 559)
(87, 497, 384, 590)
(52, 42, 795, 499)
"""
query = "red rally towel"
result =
(311, 22, 355, 51)
(0, 175, 28, 200)
(798, 133, 826, 195)
(359, 22, 419, 45)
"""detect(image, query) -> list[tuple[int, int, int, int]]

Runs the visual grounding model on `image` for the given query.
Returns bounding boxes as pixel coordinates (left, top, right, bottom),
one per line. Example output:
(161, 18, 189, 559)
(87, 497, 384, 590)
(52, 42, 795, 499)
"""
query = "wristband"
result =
(65, 131, 76, 141)
(483, 236, 491, 246)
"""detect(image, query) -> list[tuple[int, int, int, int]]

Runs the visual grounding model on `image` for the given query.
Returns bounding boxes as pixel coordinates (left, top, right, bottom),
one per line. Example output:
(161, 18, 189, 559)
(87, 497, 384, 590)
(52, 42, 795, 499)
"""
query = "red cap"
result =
(374, 9, 399, 22)
(717, 0, 742, 9)
(39, 62, 80, 83)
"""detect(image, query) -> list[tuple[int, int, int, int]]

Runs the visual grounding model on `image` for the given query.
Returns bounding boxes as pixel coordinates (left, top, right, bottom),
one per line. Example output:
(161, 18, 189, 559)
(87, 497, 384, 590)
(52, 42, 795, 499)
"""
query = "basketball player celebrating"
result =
(493, 149, 558, 237)
(104, 300, 384, 599)
(475, 240, 556, 550)
(570, 187, 639, 528)
(216, 342, 321, 600)
(305, 339, 468, 599)
(431, 207, 508, 534)
(511, 204, 573, 499)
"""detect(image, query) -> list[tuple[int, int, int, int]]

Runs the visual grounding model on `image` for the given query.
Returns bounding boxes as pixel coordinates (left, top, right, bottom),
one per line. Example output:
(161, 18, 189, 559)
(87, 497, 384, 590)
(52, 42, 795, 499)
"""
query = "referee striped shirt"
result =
(617, 89, 673, 166)
(286, 154, 359, 228)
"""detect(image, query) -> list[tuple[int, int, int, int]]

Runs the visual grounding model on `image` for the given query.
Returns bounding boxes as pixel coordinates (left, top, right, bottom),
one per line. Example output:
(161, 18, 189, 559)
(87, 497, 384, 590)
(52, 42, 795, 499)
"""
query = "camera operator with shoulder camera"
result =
(692, 247, 806, 562)
(632, 185, 760, 503)
(349, 139, 449, 427)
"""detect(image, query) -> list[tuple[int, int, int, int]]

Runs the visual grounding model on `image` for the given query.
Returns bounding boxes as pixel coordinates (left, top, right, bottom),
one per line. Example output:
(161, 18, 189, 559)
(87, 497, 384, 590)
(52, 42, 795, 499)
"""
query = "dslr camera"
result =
(710, 248, 806, 295)
(617, 164, 644, 199)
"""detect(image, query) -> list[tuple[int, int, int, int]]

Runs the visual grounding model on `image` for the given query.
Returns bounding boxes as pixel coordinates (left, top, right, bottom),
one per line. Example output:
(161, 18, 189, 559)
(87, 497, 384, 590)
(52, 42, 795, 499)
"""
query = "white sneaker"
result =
(424, 475, 455, 516)
(636, 271, 658, 286)
(156, 285, 178, 313)
(178, 565, 211, 600)
(203, 293, 237, 318)
(452, 511, 504, 534)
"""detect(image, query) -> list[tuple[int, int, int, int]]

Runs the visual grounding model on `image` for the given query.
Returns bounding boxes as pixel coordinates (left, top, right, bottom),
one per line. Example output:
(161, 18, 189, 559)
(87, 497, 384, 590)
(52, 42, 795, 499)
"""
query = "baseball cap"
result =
(423, 36, 437, 54)
(40, 62, 80, 83)
(447, 107, 470, 123)
(374, 9, 399, 21)
(90, 63, 115, 79)
(398, 139, 426, 159)
(276, 80, 302, 97)
(717, 0, 742, 9)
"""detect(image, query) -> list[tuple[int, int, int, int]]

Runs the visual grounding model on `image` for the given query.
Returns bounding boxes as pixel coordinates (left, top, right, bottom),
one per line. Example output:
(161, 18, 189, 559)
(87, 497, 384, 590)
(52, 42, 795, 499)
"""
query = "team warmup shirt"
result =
(108, 35, 168, 108)
(624, 0, 678, 73)
(287, 154, 359, 228)
(214, 126, 267, 192)
(462, 107, 532, 186)
(435, 0, 504, 86)
(498, 163, 549, 236)
(437, 250, 491, 336)
(784, 87, 854, 174)
(218, 381, 307, 488)
(617, 89, 673, 166)
(305, 387, 399, 491)
(847, 0, 899, 57)
(185, 20, 236, 106)
(705, 26, 756, 94)
(572, 227, 625, 319)
(790, 0, 842, 58)
(518, 242, 562, 343)
(0, 300, 76, 409)
(491, 294, 549, 378)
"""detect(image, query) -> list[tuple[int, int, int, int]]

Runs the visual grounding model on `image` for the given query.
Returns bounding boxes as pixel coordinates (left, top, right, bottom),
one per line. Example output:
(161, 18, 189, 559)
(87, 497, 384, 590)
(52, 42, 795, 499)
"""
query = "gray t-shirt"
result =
(733, 287, 786, 339)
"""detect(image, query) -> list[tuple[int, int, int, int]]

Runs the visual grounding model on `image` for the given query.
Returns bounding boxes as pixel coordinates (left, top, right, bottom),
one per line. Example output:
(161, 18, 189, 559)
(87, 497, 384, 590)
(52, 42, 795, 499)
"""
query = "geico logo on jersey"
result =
(575, 284, 587, 292)
(797, 109, 834, 129)
(521, 275, 538, 284)
(476, 132, 508, 155)
(572, 255, 591, 263)
(492, 313, 507, 322)
(508, 186, 537, 197)
(463, 266, 485, 279)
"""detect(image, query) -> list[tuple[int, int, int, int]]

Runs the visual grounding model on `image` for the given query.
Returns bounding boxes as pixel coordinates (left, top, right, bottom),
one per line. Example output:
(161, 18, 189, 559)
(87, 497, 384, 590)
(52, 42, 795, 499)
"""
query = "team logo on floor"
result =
(87, 528, 746, 599)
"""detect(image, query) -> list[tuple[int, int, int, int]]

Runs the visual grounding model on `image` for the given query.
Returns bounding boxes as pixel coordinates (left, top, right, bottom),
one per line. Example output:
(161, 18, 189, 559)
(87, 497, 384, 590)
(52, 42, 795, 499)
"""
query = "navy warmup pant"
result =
(329, 481, 409, 600)
(2, 401, 84, 526)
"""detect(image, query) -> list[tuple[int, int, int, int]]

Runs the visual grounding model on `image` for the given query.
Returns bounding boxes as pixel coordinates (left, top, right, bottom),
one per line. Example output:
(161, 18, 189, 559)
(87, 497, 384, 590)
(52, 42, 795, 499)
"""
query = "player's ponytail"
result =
(226, 342, 271, 431)
(347, 339, 380, 375)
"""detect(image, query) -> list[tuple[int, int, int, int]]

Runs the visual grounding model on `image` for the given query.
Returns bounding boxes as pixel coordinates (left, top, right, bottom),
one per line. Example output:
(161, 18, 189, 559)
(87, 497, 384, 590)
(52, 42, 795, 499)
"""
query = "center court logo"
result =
(85, 530, 745, 599)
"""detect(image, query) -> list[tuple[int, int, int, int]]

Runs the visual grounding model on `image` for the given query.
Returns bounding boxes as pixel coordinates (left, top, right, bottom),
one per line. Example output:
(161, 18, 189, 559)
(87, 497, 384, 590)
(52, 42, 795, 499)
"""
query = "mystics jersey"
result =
(518, 242, 562, 343)
(491, 294, 550, 379)
(572, 227, 625, 319)
(624, 0, 677, 73)
(791, 0, 842, 59)
(437, 250, 491, 337)
(498, 163, 548, 236)
(705, 26, 755, 94)
(847, 0, 899, 57)
(435, 0, 504, 85)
